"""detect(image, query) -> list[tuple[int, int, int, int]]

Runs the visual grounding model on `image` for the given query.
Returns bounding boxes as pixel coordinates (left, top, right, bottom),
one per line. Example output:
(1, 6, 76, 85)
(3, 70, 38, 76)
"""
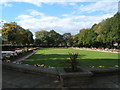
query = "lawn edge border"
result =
(2, 62, 120, 76)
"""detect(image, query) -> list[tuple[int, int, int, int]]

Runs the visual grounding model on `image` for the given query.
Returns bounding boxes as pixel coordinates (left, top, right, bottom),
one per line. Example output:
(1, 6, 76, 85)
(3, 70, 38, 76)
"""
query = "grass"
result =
(23, 48, 119, 67)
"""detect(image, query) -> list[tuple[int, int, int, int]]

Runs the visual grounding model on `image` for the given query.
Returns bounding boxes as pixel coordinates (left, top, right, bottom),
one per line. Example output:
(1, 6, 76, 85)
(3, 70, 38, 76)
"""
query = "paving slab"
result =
(2, 68, 61, 88)
(2, 68, 120, 89)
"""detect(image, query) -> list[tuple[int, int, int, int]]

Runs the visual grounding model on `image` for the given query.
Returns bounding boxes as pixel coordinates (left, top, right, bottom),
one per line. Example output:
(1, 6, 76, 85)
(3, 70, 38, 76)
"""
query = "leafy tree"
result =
(2, 22, 20, 44)
(1, 22, 34, 45)
(77, 29, 90, 47)
(48, 30, 62, 46)
(76, 13, 120, 48)
(62, 33, 72, 47)
(34, 39, 41, 46)
(35, 30, 62, 46)
(35, 30, 49, 46)
(26, 29, 34, 45)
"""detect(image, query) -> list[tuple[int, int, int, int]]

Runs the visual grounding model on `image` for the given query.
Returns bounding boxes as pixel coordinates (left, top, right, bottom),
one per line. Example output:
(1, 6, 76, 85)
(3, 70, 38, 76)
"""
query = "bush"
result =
(68, 52, 79, 72)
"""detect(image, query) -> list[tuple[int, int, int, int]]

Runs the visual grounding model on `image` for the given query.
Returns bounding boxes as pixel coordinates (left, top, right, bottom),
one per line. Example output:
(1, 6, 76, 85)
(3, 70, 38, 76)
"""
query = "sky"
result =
(0, 0, 119, 38)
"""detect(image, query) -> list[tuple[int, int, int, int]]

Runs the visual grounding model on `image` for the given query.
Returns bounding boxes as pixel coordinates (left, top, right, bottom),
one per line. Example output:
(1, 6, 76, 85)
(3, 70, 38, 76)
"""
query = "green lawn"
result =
(23, 48, 119, 67)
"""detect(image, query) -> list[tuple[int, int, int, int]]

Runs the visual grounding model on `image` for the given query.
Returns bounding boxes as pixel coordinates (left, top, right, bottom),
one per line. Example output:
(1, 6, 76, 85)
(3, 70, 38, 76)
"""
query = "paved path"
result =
(12, 50, 37, 63)
(81, 73, 120, 88)
(2, 68, 120, 89)
(2, 68, 61, 88)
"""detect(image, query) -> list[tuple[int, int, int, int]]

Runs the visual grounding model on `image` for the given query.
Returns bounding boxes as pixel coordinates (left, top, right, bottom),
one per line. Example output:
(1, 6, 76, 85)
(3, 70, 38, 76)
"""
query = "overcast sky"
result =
(0, 0, 119, 38)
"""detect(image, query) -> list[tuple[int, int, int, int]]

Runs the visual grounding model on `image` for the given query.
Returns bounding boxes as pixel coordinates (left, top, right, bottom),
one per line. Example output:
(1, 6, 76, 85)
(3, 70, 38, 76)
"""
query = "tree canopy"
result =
(1, 22, 34, 45)
(76, 13, 120, 48)
(1, 12, 119, 48)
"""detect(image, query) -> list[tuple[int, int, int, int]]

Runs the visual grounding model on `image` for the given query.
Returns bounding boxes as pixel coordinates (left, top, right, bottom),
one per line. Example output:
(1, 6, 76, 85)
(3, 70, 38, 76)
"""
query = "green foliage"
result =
(76, 13, 120, 48)
(62, 33, 72, 46)
(1, 22, 34, 45)
(48, 30, 63, 46)
(69, 52, 79, 61)
(68, 52, 79, 71)
(35, 30, 49, 46)
(35, 30, 62, 46)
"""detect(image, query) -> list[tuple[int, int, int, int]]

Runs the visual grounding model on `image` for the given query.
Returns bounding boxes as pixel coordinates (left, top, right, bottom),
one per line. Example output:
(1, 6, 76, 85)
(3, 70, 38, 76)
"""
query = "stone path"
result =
(2, 68, 61, 88)
(12, 50, 37, 63)
(2, 68, 120, 89)
(80, 73, 120, 88)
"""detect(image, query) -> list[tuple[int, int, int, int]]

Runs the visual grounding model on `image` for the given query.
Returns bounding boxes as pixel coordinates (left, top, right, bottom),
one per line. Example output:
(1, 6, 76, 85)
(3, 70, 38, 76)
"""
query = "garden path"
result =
(12, 50, 37, 63)
(2, 68, 120, 89)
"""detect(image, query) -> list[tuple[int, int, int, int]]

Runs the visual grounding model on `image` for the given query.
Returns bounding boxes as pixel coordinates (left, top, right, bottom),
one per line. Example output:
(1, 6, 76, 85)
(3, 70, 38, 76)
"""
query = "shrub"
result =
(68, 52, 79, 71)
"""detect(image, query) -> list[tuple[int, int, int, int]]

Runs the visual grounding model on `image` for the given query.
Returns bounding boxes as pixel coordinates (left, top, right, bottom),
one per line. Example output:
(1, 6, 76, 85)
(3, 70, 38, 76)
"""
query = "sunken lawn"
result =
(23, 48, 118, 67)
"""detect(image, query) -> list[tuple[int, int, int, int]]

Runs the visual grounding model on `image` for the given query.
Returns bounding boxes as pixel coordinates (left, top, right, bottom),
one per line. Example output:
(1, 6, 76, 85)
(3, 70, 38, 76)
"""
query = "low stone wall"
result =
(57, 67, 93, 87)
(2, 62, 58, 77)
(3, 62, 119, 76)
(2, 62, 120, 87)
(90, 67, 120, 74)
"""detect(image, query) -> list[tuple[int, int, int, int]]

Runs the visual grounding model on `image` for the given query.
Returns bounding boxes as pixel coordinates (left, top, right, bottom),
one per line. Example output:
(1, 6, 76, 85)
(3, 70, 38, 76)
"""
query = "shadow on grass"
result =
(27, 54, 119, 60)
(23, 54, 85, 67)
(23, 54, 119, 67)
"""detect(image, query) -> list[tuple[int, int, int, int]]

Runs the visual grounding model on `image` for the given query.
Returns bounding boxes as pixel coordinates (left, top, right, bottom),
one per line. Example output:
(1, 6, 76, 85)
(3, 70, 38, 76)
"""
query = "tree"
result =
(35, 30, 62, 46)
(35, 30, 49, 46)
(77, 29, 90, 47)
(62, 33, 72, 47)
(94, 13, 120, 48)
(26, 29, 34, 45)
(34, 39, 41, 46)
(48, 30, 62, 46)
(1, 22, 34, 45)
(1, 22, 20, 44)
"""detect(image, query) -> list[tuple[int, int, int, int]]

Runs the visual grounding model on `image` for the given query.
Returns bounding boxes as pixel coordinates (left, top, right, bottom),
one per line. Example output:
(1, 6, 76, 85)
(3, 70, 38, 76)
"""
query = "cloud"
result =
(15, 9, 114, 37)
(0, 0, 42, 7)
(4, 3, 12, 7)
(0, 0, 119, 7)
(69, 3, 76, 6)
(28, 9, 44, 16)
(76, 0, 119, 14)
(17, 15, 33, 20)
(62, 14, 69, 17)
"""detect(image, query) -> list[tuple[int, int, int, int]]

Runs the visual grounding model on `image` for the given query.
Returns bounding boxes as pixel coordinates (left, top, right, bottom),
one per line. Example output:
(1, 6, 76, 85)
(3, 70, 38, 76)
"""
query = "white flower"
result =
(91, 66, 95, 68)
(41, 64, 44, 67)
(115, 65, 119, 67)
